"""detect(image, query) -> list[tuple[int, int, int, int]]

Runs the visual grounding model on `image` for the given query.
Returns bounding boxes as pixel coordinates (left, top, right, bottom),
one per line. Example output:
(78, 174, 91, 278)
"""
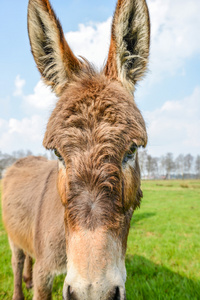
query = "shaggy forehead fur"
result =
(43, 71, 147, 151)
(43, 70, 147, 230)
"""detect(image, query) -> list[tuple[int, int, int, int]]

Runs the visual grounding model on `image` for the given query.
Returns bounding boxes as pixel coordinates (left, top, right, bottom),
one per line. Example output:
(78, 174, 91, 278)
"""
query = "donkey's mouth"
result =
(62, 285, 126, 300)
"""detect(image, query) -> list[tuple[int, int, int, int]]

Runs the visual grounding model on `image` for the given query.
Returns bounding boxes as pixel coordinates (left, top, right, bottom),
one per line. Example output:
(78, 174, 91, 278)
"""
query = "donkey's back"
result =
(2, 156, 67, 298)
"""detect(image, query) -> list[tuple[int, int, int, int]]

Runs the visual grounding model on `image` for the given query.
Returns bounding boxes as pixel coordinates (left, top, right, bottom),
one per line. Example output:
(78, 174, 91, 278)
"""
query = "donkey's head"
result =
(28, 0, 150, 299)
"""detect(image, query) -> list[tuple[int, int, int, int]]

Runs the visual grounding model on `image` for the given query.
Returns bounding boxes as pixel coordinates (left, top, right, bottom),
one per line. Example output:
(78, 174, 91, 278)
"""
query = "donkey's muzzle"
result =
(63, 285, 126, 300)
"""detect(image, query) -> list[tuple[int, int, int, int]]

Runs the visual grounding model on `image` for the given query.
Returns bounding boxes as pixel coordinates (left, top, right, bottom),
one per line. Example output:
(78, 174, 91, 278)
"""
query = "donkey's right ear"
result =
(104, 0, 150, 93)
(28, 0, 82, 96)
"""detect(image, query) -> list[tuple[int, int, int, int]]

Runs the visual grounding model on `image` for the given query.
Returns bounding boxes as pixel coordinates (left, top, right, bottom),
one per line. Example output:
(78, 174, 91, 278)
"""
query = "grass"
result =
(1, 180, 200, 299)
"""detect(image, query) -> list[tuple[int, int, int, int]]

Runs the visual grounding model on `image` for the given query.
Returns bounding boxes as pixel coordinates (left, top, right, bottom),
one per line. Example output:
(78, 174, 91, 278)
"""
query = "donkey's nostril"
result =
(67, 285, 73, 296)
(113, 286, 121, 300)
(65, 285, 77, 300)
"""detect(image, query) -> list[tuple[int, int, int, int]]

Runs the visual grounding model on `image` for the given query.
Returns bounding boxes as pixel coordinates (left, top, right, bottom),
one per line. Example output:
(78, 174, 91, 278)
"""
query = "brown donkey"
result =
(2, 0, 150, 299)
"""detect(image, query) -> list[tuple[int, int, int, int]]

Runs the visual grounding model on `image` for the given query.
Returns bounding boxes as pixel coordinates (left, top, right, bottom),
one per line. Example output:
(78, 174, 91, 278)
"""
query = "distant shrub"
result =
(180, 184, 189, 188)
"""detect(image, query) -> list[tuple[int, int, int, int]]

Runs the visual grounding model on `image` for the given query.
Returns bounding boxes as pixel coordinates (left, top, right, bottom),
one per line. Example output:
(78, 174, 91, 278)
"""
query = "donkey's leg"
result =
(23, 254, 33, 289)
(33, 260, 54, 300)
(9, 240, 25, 300)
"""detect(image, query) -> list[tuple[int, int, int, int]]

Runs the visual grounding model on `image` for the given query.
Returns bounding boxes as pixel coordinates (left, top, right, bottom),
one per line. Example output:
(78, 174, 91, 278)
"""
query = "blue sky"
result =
(0, 0, 200, 157)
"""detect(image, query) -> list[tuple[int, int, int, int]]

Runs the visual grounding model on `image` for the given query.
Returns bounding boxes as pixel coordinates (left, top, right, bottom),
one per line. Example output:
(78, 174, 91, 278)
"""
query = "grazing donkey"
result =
(2, 0, 150, 299)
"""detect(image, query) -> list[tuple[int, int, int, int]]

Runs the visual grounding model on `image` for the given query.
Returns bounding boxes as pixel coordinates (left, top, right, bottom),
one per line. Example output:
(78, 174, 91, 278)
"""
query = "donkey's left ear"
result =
(104, 0, 150, 92)
(28, 0, 82, 96)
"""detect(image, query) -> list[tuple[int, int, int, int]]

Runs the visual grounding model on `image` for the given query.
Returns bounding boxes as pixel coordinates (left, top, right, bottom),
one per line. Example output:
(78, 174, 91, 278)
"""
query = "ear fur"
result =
(104, 0, 150, 92)
(28, 0, 82, 96)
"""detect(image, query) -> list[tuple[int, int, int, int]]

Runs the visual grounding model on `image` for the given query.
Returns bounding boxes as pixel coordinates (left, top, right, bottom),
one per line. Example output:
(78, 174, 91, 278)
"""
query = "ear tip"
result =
(28, 0, 52, 14)
(28, 0, 49, 5)
(28, 0, 40, 7)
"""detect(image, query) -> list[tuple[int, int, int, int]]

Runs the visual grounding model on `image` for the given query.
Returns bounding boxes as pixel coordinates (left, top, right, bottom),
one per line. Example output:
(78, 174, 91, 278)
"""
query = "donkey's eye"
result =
(54, 149, 63, 161)
(122, 143, 138, 165)
(54, 149, 66, 167)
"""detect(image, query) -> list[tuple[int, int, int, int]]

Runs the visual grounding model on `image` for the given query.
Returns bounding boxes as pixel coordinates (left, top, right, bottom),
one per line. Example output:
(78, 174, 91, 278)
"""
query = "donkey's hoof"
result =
(26, 280, 33, 289)
(23, 275, 33, 289)
(12, 295, 24, 300)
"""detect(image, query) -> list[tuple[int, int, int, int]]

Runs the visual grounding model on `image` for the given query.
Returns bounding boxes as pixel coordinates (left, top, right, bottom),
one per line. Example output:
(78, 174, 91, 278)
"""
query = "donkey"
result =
(2, 0, 150, 299)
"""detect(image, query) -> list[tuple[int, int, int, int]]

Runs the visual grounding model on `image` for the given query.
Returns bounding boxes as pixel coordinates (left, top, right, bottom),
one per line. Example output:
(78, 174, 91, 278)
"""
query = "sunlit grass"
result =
(126, 180, 200, 299)
(1, 180, 200, 299)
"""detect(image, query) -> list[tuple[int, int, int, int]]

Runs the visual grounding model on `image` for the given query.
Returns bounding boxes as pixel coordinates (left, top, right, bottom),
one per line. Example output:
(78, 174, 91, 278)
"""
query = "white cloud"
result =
(0, 115, 46, 154)
(13, 75, 26, 97)
(8, 116, 43, 139)
(0, 96, 10, 118)
(0, 76, 56, 154)
(65, 18, 112, 69)
(12, 75, 57, 122)
(147, 0, 200, 83)
(24, 80, 57, 111)
(144, 86, 200, 156)
(22, 80, 57, 122)
(13, 76, 57, 113)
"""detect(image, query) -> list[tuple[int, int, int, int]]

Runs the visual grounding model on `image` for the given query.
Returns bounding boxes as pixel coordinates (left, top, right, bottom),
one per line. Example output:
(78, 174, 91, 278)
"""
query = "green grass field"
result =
(1, 180, 200, 299)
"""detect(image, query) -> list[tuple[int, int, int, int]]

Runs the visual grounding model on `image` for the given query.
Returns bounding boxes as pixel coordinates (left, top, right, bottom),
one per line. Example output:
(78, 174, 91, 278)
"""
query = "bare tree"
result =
(145, 155, 158, 178)
(159, 156, 166, 177)
(175, 154, 184, 179)
(0, 150, 34, 178)
(26, 150, 33, 156)
(138, 149, 147, 177)
(184, 154, 194, 175)
(195, 155, 200, 179)
(165, 153, 174, 179)
(146, 154, 152, 178)
(151, 157, 158, 178)
(0, 153, 16, 178)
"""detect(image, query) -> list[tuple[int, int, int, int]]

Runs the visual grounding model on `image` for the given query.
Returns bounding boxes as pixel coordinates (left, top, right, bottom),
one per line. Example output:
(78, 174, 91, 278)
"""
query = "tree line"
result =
(139, 150, 200, 179)
(0, 149, 200, 180)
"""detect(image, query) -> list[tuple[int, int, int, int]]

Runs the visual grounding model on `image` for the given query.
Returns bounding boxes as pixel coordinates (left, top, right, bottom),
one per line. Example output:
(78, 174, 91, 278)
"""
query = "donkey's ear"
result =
(28, 0, 82, 96)
(104, 0, 150, 92)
